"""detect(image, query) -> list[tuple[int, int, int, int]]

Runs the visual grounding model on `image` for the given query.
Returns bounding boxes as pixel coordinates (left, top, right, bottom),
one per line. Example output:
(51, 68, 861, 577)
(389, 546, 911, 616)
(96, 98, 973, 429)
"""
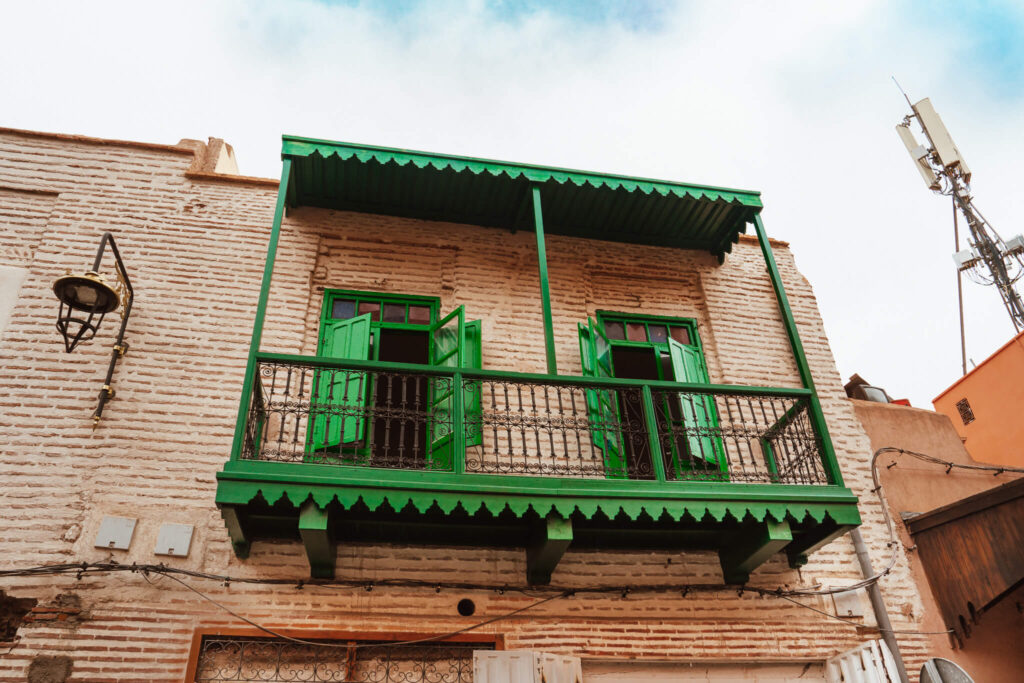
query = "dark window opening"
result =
(372, 329, 430, 466)
(609, 346, 659, 479)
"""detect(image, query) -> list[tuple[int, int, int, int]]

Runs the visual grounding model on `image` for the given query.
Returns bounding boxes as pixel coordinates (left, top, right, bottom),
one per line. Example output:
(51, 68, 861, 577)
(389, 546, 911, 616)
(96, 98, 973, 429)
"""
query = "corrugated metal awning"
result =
(281, 136, 763, 259)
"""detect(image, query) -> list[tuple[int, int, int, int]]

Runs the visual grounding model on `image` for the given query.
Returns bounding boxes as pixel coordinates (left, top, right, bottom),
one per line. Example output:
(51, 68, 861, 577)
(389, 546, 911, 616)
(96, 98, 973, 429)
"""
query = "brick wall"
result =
(0, 128, 932, 681)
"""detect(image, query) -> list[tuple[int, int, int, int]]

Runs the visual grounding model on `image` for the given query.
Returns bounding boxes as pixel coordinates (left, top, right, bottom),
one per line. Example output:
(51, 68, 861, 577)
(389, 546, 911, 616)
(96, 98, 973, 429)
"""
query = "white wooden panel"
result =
(474, 650, 537, 683)
(825, 639, 897, 683)
(538, 653, 583, 683)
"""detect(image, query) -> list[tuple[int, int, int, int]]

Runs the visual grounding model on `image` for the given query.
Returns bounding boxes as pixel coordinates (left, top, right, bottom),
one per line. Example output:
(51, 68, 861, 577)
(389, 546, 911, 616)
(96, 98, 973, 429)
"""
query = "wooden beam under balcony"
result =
(220, 506, 250, 559)
(299, 499, 336, 579)
(718, 519, 792, 584)
(526, 515, 573, 585)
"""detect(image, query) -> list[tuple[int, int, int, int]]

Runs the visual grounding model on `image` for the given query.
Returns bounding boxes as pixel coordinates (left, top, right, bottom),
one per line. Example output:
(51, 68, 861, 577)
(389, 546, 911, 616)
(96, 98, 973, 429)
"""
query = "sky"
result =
(3, 0, 1023, 407)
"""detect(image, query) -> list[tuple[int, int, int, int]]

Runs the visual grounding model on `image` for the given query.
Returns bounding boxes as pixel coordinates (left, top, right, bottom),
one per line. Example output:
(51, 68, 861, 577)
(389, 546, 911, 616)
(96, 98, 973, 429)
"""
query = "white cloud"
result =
(3, 0, 1022, 406)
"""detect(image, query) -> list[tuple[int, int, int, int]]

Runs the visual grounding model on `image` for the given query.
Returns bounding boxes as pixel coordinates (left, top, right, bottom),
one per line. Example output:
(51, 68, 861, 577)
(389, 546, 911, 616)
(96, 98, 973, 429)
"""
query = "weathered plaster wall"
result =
(0, 128, 932, 681)
(852, 399, 1024, 682)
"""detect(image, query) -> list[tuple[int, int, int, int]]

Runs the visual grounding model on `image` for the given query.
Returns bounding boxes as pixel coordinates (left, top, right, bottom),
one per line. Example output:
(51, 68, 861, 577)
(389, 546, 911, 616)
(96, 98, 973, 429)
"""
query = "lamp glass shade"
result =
(53, 272, 119, 314)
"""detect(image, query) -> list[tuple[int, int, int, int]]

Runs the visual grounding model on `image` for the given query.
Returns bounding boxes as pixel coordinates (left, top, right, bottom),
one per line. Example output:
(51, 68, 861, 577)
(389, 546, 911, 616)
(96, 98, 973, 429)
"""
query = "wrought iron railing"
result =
(194, 636, 485, 682)
(239, 354, 830, 486)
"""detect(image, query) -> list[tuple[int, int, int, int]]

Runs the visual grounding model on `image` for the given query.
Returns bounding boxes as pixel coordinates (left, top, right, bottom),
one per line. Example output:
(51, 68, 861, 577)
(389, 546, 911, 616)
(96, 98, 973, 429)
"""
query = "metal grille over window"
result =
(194, 637, 486, 682)
(956, 398, 975, 425)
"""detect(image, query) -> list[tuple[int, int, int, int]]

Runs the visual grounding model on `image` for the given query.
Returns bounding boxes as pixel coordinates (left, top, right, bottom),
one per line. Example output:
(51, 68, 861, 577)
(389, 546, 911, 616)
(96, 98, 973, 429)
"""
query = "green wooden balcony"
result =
(215, 353, 860, 583)
(216, 137, 860, 583)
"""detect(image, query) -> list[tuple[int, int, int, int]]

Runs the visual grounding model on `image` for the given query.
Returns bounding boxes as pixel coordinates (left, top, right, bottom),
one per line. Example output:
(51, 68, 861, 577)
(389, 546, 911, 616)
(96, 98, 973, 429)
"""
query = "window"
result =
(578, 312, 724, 480)
(956, 398, 975, 425)
(307, 290, 482, 470)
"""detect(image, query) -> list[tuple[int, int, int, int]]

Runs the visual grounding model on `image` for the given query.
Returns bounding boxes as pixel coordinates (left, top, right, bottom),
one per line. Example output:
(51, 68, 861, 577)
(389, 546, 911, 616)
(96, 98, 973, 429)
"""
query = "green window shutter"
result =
(307, 313, 372, 451)
(578, 319, 626, 478)
(462, 319, 483, 448)
(428, 306, 465, 470)
(667, 338, 725, 472)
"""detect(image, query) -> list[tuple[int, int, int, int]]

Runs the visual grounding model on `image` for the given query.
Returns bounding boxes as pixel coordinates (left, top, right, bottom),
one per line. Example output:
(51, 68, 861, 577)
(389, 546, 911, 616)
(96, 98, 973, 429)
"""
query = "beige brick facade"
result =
(0, 128, 934, 681)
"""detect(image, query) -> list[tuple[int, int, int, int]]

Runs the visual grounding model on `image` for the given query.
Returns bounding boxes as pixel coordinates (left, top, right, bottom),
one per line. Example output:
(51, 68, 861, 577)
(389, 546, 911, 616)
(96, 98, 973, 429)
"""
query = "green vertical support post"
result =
(452, 370, 466, 475)
(531, 184, 558, 375)
(752, 215, 844, 486)
(760, 439, 780, 483)
(229, 159, 293, 461)
(641, 386, 667, 482)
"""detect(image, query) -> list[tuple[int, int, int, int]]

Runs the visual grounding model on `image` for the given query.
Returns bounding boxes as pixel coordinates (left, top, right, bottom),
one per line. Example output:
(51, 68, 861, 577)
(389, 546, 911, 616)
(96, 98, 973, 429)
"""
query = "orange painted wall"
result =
(933, 330, 1024, 467)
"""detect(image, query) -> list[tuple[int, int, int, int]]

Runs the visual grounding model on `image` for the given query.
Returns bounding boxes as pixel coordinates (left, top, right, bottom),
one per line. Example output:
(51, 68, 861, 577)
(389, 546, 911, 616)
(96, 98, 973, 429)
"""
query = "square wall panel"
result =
(94, 516, 137, 550)
(155, 523, 194, 558)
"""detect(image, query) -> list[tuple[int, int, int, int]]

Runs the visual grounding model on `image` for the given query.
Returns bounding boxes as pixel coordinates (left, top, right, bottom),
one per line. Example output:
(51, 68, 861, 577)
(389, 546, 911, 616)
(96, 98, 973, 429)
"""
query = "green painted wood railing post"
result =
(641, 386, 667, 482)
(752, 215, 844, 486)
(531, 184, 558, 375)
(229, 159, 293, 461)
(452, 370, 466, 475)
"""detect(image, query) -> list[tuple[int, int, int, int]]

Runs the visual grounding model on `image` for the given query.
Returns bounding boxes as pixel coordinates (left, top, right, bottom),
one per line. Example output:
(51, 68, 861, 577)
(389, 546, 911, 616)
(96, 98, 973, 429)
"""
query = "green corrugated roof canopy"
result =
(282, 135, 764, 259)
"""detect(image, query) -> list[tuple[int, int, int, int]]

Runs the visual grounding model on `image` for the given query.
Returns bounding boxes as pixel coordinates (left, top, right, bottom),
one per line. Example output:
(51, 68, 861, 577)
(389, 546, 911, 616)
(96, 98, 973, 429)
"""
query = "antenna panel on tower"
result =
(912, 98, 971, 181)
(896, 123, 940, 190)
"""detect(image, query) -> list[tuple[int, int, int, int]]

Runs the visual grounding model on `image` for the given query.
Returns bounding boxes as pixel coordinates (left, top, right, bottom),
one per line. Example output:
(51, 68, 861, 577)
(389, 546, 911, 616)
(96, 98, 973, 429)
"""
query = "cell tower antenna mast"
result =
(895, 90, 1024, 347)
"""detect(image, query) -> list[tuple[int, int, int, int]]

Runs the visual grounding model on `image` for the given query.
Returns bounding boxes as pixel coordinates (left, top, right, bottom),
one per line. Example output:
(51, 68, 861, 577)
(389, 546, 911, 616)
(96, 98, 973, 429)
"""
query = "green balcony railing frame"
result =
(238, 351, 831, 482)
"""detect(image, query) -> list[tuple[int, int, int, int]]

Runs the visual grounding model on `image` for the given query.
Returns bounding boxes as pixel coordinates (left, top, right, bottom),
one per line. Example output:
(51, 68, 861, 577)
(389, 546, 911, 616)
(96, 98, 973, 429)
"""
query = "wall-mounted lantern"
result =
(52, 232, 134, 426)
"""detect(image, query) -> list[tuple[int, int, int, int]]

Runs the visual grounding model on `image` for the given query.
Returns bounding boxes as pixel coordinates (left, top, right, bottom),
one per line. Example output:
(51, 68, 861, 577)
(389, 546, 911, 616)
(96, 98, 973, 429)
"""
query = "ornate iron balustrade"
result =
(240, 354, 829, 486)
(194, 636, 485, 682)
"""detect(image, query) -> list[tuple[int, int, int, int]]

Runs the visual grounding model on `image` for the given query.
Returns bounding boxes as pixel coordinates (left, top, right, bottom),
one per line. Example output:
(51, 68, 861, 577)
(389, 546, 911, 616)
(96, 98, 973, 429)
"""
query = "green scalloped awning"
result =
(218, 478, 861, 528)
(281, 136, 763, 257)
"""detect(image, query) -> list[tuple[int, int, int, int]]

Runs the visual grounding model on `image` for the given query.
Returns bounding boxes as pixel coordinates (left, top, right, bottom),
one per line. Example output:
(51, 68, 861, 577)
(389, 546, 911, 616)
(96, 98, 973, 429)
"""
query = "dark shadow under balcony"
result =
(216, 354, 860, 583)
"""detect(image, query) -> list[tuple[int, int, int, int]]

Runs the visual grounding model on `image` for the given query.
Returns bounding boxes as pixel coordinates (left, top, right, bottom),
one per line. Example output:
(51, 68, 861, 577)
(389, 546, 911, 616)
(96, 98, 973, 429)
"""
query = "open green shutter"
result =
(428, 306, 465, 470)
(462, 319, 483, 448)
(307, 313, 372, 452)
(667, 338, 724, 472)
(578, 319, 626, 478)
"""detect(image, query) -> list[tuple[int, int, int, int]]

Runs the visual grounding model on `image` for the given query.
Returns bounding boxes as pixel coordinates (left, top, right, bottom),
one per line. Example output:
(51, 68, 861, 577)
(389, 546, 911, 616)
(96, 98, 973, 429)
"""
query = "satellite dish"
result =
(920, 658, 973, 683)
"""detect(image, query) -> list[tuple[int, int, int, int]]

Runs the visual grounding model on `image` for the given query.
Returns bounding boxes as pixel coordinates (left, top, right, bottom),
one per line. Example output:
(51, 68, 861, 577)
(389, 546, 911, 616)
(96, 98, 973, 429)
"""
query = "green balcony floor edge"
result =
(216, 462, 861, 527)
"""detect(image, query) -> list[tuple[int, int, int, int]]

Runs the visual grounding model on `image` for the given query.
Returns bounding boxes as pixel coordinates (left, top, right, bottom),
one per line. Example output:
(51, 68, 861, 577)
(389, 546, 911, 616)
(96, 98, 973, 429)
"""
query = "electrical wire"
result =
(775, 594, 956, 636)
(156, 568, 570, 650)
